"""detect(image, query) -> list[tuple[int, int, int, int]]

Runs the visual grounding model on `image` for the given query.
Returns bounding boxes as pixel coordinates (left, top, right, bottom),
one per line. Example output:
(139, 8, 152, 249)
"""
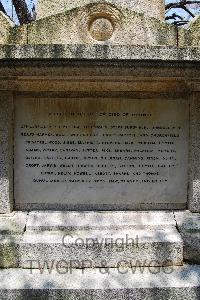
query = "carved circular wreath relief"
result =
(89, 17, 114, 41)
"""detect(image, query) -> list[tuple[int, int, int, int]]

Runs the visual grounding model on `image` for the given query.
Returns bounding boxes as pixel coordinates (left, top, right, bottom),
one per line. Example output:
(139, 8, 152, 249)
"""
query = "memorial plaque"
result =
(14, 98, 189, 209)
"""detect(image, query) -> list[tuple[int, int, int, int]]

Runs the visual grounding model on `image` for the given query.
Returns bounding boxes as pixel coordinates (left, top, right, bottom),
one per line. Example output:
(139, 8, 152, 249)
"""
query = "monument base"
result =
(0, 265, 200, 299)
(0, 210, 200, 298)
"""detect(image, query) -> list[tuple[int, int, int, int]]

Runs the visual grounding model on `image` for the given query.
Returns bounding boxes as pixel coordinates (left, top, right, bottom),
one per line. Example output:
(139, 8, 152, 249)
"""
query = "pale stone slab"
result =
(175, 211, 200, 232)
(19, 227, 183, 268)
(14, 98, 188, 209)
(0, 212, 28, 234)
(0, 93, 13, 214)
(27, 211, 176, 230)
(0, 265, 199, 300)
(0, 45, 200, 61)
(189, 93, 200, 212)
(174, 211, 200, 264)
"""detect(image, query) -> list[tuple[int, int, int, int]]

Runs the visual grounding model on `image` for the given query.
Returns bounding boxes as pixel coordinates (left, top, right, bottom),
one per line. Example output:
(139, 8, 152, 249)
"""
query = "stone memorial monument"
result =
(0, 0, 200, 298)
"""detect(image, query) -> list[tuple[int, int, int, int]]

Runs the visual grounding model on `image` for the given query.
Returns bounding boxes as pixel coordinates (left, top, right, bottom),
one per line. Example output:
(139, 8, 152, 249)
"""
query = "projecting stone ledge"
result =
(0, 265, 199, 299)
(0, 44, 200, 61)
(175, 211, 200, 264)
(0, 211, 184, 269)
(26, 211, 177, 230)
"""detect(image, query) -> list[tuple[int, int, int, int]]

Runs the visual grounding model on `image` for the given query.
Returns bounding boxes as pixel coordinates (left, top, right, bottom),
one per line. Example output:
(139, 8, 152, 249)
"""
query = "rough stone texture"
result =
(0, 211, 184, 269)
(15, 202, 187, 211)
(189, 93, 200, 212)
(20, 212, 183, 269)
(3, 5, 200, 49)
(0, 44, 200, 61)
(89, 17, 114, 41)
(174, 211, 200, 264)
(0, 212, 27, 268)
(0, 93, 13, 214)
(19, 227, 183, 268)
(1, 1, 199, 51)
(16, 6, 176, 46)
(0, 265, 199, 299)
(5, 3, 200, 48)
(26, 211, 177, 230)
(0, 212, 28, 234)
(36, 0, 166, 21)
(0, 59, 198, 98)
(179, 17, 200, 47)
(0, 235, 21, 268)
(0, 12, 14, 44)
(8, 24, 28, 45)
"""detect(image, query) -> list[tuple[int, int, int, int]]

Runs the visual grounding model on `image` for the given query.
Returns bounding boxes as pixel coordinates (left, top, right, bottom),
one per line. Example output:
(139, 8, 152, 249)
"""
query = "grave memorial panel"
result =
(14, 98, 189, 209)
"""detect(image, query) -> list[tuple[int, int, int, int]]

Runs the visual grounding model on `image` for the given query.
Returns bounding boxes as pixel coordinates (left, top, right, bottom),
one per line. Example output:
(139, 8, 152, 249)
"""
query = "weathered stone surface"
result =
(0, 44, 199, 61)
(26, 211, 177, 231)
(174, 211, 200, 264)
(0, 212, 27, 268)
(175, 211, 200, 233)
(4, 3, 200, 49)
(0, 12, 14, 44)
(8, 24, 28, 45)
(0, 265, 200, 299)
(25, 6, 176, 46)
(179, 17, 200, 47)
(0, 212, 27, 234)
(19, 226, 183, 268)
(19, 212, 183, 269)
(189, 93, 200, 213)
(0, 235, 21, 268)
(0, 211, 184, 269)
(36, 0, 166, 21)
(0, 93, 13, 214)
